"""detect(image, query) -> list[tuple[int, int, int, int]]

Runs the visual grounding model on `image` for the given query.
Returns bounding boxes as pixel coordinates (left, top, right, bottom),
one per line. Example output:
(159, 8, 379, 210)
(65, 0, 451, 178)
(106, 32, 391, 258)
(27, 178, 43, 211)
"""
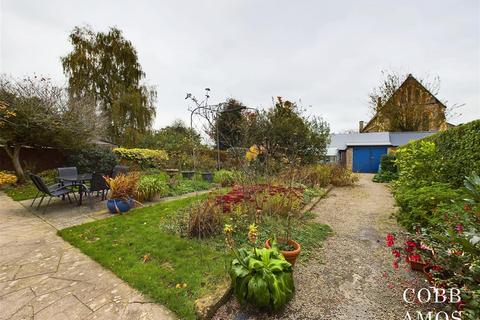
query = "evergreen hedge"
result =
(397, 120, 480, 187)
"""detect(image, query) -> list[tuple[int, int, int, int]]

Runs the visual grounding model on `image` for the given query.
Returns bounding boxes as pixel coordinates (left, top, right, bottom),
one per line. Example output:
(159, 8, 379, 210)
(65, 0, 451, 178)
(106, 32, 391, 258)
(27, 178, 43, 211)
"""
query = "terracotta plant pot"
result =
(423, 265, 434, 285)
(265, 238, 301, 267)
(410, 260, 428, 272)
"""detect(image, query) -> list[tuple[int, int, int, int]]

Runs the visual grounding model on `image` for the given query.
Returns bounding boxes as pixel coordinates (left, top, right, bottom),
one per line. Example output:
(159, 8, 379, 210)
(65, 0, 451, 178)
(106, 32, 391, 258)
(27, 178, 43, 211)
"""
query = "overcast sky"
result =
(1, 0, 479, 133)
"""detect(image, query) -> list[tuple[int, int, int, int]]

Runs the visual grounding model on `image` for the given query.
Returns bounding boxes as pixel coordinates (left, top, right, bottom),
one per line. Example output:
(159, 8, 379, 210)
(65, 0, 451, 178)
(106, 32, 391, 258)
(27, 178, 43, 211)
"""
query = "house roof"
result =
(361, 74, 447, 133)
(328, 131, 437, 152)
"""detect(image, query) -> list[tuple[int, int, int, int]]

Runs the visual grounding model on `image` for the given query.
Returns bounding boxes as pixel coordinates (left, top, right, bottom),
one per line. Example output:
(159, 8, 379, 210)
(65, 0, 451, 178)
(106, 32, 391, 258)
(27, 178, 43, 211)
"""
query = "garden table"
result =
(59, 173, 93, 205)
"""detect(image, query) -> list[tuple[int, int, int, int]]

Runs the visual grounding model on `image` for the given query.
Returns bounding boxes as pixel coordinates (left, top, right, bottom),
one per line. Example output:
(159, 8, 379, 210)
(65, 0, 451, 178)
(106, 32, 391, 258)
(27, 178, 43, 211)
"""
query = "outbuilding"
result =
(328, 131, 437, 173)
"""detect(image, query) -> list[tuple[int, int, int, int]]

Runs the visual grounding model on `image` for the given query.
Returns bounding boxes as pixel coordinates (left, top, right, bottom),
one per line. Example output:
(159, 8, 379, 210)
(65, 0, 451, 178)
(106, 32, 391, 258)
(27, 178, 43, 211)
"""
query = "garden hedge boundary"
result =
(398, 120, 480, 187)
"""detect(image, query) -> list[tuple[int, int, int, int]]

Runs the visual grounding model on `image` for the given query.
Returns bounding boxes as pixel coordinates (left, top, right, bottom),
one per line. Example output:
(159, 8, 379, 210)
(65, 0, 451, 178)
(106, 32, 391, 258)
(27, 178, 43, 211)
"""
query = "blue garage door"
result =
(352, 146, 388, 173)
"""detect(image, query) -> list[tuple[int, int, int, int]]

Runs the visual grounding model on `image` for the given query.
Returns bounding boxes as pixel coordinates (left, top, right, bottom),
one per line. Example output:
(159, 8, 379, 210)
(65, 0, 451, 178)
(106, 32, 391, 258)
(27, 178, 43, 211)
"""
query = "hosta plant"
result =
(225, 224, 294, 310)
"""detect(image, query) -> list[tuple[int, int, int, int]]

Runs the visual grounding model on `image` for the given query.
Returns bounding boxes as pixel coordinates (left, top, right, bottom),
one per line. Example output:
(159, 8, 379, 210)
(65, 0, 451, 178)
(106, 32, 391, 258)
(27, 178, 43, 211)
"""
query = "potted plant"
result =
(264, 187, 303, 266)
(104, 173, 139, 213)
(225, 224, 294, 310)
(385, 233, 433, 271)
(201, 171, 213, 183)
(181, 170, 195, 179)
(198, 156, 216, 182)
(265, 236, 301, 267)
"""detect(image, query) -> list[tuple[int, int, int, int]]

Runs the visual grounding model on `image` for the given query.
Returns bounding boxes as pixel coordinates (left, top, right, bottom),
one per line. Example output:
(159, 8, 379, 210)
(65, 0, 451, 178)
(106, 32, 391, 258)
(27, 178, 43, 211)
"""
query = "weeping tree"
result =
(61, 26, 156, 145)
(0, 75, 102, 182)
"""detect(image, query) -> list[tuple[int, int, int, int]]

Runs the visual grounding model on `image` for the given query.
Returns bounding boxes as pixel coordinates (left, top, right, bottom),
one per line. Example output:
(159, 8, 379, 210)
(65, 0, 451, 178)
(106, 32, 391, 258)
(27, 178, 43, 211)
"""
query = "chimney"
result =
(359, 121, 364, 132)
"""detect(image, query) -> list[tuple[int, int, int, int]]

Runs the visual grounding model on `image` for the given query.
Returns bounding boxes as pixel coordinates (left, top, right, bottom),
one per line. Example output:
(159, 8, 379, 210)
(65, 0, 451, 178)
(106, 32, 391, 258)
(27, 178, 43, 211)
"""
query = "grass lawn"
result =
(59, 193, 331, 319)
(4, 182, 39, 201)
(59, 194, 227, 320)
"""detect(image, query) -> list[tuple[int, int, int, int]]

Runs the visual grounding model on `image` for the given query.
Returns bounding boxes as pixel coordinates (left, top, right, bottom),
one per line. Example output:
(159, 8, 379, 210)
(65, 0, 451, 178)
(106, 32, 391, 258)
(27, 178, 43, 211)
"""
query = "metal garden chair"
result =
(57, 167, 78, 187)
(29, 174, 75, 213)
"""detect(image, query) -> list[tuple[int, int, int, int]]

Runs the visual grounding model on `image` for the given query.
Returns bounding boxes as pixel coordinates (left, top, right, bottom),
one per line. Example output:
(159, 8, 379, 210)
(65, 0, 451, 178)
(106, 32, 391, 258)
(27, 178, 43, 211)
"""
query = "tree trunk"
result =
(4, 145, 25, 183)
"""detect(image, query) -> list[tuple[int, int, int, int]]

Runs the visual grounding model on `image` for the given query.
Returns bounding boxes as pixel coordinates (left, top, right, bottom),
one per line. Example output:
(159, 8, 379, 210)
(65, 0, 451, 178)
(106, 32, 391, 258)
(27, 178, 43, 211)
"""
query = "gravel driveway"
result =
(214, 174, 433, 320)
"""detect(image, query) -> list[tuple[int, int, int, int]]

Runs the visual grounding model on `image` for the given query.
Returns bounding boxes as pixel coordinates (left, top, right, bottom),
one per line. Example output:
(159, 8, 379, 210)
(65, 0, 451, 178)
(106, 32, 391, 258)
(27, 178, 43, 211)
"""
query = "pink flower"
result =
(455, 224, 463, 233)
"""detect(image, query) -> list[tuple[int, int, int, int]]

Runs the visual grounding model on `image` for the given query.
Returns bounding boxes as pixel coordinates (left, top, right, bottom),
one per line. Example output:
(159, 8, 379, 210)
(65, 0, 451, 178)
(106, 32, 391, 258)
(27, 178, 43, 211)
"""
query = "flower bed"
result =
(215, 184, 303, 212)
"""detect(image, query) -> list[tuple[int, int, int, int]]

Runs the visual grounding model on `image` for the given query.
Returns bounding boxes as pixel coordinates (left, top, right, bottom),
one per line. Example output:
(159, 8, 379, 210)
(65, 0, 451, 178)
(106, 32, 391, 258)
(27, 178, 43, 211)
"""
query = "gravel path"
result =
(214, 174, 433, 320)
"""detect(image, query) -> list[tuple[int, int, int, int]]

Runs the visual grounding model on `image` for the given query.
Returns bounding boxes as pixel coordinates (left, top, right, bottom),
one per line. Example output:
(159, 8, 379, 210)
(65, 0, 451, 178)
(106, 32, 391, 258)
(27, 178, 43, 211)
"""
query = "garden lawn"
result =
(4, 182, 39, 201)
(59, 195, 227, 320)
(59, 192, 332, 319)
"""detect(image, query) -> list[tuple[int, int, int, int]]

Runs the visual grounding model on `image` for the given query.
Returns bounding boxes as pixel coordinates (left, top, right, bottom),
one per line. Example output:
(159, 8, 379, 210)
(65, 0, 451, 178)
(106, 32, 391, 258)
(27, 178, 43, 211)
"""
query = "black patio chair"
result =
(57, 167, 78, 187)
(29, 173, 76, 207)
(89, 172, 110, 200)
(29, 174, 75, 213)
(112, 165, 129, 178)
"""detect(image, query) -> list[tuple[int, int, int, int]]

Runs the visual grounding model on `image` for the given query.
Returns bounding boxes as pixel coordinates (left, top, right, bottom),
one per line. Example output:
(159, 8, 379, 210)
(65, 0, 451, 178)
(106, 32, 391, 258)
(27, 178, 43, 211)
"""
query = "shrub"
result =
(429, 120, 480, 187)
(104, 173, 140, 200)
(329, 165, 358, 186)
(38, 169, 58, 181)
(213, 169, 237, 186)
(187, 200, 223, 238)
(136, 175, 168, 202)
(396, 140, 439, 187)
(0, 171, 17, 187)
(260, 192, 303, 218)
(373, 153, 399, 183)
(394, 182, 462, 229)
(68, 146, 118, 173)
(113, 148, 168, 169)
(380, 153, 397, 173)
(396, 120, 480, 188)
(388, 200, 480, 319)
(298, 164, 332, 187)
(372, 171, 398, 183)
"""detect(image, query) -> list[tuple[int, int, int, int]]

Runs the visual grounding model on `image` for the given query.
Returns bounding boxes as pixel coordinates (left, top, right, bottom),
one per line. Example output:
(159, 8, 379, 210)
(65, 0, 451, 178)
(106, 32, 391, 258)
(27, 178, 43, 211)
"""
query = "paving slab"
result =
(0, 193, 176, 320)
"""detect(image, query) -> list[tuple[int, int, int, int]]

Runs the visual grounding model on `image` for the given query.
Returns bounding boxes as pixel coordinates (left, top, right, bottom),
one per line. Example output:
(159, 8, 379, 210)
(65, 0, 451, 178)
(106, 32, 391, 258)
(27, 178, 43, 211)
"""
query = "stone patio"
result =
(0, 192, 176, 320)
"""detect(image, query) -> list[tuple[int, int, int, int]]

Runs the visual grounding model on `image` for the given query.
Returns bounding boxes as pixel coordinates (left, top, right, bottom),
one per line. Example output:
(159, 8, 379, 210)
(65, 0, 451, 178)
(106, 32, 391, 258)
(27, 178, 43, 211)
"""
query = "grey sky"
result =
(1, 0, 479, 133)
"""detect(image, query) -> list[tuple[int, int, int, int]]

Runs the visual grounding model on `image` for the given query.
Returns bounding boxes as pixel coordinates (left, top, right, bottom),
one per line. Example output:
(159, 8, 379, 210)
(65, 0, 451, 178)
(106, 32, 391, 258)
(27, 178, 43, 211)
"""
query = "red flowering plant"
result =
(385, 232, 434, 271)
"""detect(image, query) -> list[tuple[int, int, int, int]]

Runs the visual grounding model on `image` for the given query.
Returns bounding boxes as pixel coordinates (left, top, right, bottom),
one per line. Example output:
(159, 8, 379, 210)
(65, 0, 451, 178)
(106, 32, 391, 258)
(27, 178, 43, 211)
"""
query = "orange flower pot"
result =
(265, 238, 301, 267)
